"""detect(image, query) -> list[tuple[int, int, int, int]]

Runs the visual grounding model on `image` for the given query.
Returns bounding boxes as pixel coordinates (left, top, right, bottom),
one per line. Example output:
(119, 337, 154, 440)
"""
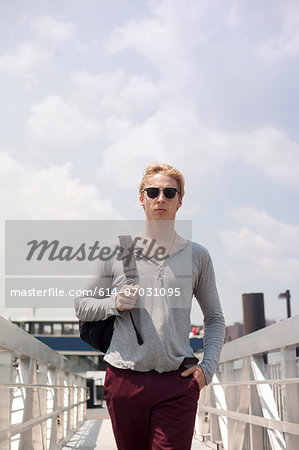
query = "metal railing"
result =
(0, 316, 88, 450)
(194, 315, 299, 450)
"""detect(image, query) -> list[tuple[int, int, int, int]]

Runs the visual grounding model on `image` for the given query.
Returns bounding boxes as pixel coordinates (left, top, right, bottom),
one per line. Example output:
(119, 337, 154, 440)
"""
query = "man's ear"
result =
(177, 196, 183, 210)
(139, 195, 145, 209)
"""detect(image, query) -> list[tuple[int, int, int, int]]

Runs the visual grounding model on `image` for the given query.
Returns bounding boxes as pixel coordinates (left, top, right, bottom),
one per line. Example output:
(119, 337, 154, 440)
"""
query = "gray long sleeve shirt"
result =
(74, 239, 225, 384)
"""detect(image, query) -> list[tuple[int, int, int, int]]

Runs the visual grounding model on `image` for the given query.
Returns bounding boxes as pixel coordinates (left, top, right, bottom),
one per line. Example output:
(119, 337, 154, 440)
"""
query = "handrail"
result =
(0, 315, 88, 449)
(198, 405, 299, 435)
(0, 315, 78, 371)
(0, 383, 89, 389)
(209, 377, 299, 386)
(0, 399, 87, 442)
(220, 315, 299, 363)
(195, 315, 299, 450)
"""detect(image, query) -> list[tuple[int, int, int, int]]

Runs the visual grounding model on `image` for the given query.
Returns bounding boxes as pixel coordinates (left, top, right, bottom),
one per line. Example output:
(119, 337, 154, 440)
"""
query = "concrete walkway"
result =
(62, 407, 209, 449)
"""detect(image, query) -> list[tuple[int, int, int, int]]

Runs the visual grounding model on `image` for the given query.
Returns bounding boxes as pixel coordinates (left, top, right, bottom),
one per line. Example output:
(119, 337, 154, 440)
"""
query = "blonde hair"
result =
(139, 162, 185, 197)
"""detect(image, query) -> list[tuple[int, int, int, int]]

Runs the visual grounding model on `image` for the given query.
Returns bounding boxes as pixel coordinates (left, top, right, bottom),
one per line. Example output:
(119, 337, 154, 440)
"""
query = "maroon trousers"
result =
(104, 364, 200, 450)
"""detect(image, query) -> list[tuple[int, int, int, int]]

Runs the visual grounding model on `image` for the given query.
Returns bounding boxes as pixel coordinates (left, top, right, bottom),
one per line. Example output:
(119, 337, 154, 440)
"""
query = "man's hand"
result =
(115, 284, 141, 312)
(181, 365, 206, 390)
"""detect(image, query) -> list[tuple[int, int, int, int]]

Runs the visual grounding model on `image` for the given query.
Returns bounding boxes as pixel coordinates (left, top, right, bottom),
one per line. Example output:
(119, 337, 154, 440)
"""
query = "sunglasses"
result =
(141, 187, 181, 199)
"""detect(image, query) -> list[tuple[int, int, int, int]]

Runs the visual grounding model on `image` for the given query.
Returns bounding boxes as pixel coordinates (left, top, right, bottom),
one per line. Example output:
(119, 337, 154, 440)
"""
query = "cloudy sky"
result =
(1, 0, 299, 326)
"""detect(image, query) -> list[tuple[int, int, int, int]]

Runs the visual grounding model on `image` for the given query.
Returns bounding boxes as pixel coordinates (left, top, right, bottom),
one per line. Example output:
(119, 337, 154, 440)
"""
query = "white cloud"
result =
(94, 100, 299, 190)
(71, 70, 160, 115)
(107, 16, 172, 60)
(0, 15, 74, 87)
(257, 257, 299, 282)
(30, 15, 75, 42)
(237, 127, 299, 188)
(225, 0, 240, 29)
(220, 207, 299, 282)
(220, 228, 274, 259)
(106, 0, 218, 57)
(229, 207, 299, 253)
(0, 42, 53, 76)
(0, 151, 121, 220)
(26, 95, 101, 143)
(105, 0, 221, 81)
(95, 103, 201, 189)
(256, 2, 299, 63)
(96, 115, 169, 190)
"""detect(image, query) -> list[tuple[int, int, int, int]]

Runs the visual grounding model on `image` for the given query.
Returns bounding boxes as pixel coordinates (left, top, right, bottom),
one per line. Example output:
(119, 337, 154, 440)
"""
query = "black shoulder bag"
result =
(79, 235, 143, 352)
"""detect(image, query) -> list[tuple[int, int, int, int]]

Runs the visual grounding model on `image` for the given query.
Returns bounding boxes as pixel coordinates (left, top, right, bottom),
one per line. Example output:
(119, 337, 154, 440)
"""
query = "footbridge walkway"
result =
(0, 315, 299, 449)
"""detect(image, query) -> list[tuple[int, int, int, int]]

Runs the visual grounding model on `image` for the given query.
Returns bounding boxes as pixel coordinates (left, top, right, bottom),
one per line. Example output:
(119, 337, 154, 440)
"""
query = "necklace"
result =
(141, 231, 177, 260)
(167, 231, 177, 256)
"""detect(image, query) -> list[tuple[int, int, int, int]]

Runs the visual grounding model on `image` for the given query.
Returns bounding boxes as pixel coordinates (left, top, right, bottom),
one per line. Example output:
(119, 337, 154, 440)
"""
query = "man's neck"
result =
(143, 220, 175, 243)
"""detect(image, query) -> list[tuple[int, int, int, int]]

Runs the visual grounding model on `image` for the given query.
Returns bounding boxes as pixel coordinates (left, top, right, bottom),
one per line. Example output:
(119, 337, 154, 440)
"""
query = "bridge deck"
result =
(62, 407, 209, 450)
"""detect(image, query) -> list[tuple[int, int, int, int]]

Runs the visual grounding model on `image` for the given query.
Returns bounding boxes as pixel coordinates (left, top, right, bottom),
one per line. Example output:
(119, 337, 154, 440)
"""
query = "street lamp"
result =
(278, 290, 291, 319)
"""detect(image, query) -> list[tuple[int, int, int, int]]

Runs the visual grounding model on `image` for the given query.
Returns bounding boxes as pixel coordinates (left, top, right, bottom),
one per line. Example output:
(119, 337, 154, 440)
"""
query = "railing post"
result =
(210, 404, 221, 444)
(229, 358, 250, 450)
(37, 363, 48, 450)
(19, 357, 31, 449)
(56, 370, 64, 443)
(249, 357, 264, 450)
(48, 366, 58, 449)
(69, 373, 75, 431)
(73, 378, 78, 429)
(209, 374, 221, 444)
(196, 381, 211, 440)
(74, 374, 82, 426)
(78, 376, 85, 425)
(61, 372, 68, 439)
(19, 358, 42, 449)
(224, 362, 235, 449)
(66, 372, 72, 436)
(280, 347, 299, 450)
(0, 352, 12, 450)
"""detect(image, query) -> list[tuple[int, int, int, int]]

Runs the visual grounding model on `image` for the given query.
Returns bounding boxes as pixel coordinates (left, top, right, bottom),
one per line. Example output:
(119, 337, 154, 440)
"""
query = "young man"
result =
(75, 162, 225, 450)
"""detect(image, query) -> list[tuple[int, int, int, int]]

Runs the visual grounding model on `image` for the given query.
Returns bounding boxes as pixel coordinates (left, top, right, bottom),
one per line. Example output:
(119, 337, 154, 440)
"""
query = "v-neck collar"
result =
(133, 236, 191, 266)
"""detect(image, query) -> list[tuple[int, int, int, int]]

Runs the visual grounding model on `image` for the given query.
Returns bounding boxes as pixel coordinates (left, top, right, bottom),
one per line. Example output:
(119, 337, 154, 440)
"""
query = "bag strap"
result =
(118, 235, 137, 284)
(118, 235, 143, 345)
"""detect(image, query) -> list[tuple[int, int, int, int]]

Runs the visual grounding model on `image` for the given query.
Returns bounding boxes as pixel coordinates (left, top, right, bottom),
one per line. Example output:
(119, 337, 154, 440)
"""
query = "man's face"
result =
(139, 174, 182, 221)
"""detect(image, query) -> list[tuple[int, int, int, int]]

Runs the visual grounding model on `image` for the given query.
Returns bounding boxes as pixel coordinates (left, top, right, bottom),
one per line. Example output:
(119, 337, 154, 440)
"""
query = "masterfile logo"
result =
(25, 237, 169, 263)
